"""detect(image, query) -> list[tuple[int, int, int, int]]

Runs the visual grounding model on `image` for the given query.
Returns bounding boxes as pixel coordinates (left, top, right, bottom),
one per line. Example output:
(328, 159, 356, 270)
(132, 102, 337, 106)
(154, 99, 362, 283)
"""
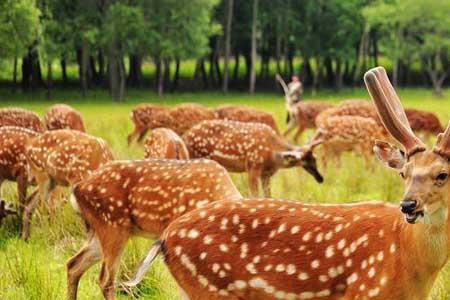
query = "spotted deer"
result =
(22, 129, 114, 240)
(311, 116, 391, 167)
(0, 126, 39, 215)
(127, 103, 170, 144)
(215, 104, 280, 134)
(144, 128, 189, 160)
(0, 107, 44, 132)
(183, 120, 323, 197)
(125, 67, 450, 300)
(45, 104, 86, 132)
(315, 100, 380, 128)
(284, 101, 333, 142)
(66, 159, 242, 300)
(127, 103, 216, 145)
(404, 108, 444, 140)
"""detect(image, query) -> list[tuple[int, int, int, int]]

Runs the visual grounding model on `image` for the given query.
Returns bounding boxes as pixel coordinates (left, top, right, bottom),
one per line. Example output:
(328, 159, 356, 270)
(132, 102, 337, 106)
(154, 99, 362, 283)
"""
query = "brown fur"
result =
(215, 105, 280, 134)
(284, 101, 333, 142)
(157, 198, 443, 300)
(312, 116, 390, 167)
(0, 107, 44, 132)
(144, 128, 189, 160)
(127, 103, 215, 144)
(315, 100, 380, 128)
(0, 126, 39, 215)
(66, 159, 242, 300)
(21, 129, 114, 240)
(405, 108, 444, 138)
(183, 120, 323, 197)
(45, 104, 86, 132)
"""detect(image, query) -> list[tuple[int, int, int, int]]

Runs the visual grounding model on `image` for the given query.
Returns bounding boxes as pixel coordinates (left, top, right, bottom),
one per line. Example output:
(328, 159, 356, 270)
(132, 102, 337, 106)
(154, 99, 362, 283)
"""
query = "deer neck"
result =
(398, 209, 450, 287)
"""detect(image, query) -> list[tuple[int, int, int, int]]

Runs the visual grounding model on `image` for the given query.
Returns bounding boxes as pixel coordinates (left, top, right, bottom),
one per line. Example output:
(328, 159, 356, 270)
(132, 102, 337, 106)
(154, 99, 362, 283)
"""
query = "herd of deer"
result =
(0, 67, 449, 300)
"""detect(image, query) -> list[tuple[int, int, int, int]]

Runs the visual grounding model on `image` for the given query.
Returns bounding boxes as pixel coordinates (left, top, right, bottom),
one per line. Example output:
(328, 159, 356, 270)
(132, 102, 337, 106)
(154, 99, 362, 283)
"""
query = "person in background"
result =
(287, 73, 303, 106)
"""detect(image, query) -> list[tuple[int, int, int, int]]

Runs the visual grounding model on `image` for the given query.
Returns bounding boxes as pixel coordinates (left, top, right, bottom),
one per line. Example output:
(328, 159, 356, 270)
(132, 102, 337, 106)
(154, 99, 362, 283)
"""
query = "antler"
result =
(364, 67, 426, 158)
(434, 122, 450, 159)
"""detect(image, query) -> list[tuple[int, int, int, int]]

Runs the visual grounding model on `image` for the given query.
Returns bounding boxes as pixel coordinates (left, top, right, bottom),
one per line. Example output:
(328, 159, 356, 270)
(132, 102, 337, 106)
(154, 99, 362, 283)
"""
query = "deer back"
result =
(161, 198, 408, 299)
(183, 120, 285, 171)
(45, 104, 86, 132)
(73, 159, 242, 236)
(144, 128, 189, 160)
(0, 126, 39, 180)
(0, 108, 44, 132)
(168, 103, 216, 135)
(215, 105, 280, 133)
(295, 102, 334, 127)
(130, 103, 169, 129)
(26, 130, 113, 185)
(404, 108, 444, 135)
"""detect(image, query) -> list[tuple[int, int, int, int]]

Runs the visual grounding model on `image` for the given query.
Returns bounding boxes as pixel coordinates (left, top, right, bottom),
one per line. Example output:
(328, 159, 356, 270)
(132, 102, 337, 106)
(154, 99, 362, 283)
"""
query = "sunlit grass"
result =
(0, 88, 449, 299)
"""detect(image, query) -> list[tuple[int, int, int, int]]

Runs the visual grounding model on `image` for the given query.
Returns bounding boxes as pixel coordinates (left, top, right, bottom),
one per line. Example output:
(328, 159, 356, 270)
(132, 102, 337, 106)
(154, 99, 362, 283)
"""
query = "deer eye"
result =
(436, 172, 448, 182)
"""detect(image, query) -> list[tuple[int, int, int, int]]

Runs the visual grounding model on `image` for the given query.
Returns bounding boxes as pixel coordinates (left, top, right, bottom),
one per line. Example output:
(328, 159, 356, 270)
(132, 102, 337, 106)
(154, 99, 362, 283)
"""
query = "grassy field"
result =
(0, 87, 449, 299)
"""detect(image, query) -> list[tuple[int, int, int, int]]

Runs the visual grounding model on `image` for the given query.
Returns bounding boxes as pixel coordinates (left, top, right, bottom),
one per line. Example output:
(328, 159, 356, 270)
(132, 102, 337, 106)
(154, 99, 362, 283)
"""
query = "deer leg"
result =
(98, 228, 129, 300)
(261, 174, 272, 198)
(127, 125, 140, 145)
(247, 168, 262, 197)
(16, 172, 28, 216)
(67, 233, 101, 300)
(136, 128, 150, 144)
(21, 188, 39, 241)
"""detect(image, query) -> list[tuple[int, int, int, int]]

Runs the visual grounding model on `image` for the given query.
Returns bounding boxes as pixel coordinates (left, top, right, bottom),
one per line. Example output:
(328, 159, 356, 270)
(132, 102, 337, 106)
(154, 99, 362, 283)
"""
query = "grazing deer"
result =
(404, 108, 444, 140)
(22, 129, 114, 240)
(183, 120, 323, 197)
(215, 104, 280, 134)
(0, 126, 39, 215)
(311, 116, 391, 167)
(127, 103, 170, 144)
(127, 103, 215, 144)
(315, 99, 380, 128)
(144, 128, 189, 160)
(0, 107, 44, 132)
(125, 66, 450, 300)
(167, 103, 216, 135)
(0, 199, 17, 225)
(284, 101, 333, 142)
(45, 104, 86, 132)
(66, 159, 242, 300)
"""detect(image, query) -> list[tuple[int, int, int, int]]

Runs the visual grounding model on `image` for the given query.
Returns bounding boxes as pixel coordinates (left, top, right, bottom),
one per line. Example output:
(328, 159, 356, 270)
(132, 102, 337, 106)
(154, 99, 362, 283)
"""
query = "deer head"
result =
(278, 140, 324, 183)
(365, 67, 450, 227)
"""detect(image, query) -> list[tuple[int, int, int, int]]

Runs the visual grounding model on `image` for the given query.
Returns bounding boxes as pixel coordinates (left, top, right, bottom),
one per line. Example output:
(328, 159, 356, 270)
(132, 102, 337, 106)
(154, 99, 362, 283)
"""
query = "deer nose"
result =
(400, 199, 417, 214)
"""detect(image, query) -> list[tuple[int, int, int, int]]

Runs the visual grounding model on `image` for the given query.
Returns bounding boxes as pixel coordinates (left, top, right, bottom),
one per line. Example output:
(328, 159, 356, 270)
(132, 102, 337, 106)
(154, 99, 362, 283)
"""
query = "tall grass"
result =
(0, 88, 449, 299)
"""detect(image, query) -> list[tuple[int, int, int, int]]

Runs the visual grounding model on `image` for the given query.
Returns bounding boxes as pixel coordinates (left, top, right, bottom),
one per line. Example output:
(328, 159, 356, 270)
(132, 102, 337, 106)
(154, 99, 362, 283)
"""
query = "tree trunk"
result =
(46, 60, 53, 99)
(21, 46, 43, 90)
(372, 30, 378, 67)
(249, 0, 258, 94)
(158, 58, 165, 96)
(164, 59, 171, 90)
(108, 42, 125, 102)
(324, 57, 333, 86)
(335, 58, 343, 91)
(393, 59, 399, 88)
(12, 56, 18, 92)
(172, 58, 180, 91)
(233, 52, 240, 83)
(223, 0, 234, 92)
(312, 57, 321, 94)
(98, 49, 105, 84)
(90, 55, 98, 84)
(61, 58, 68, 85)
(353, 25, 370, 85)
(128, 54, 143, 87)
(275, 15, 282, 75)
(80, 39, 89, 96)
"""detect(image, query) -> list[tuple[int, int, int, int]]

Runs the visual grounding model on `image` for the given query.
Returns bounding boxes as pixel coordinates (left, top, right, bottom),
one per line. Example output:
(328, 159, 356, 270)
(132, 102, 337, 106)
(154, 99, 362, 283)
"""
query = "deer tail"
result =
(123, 240, 164, 287)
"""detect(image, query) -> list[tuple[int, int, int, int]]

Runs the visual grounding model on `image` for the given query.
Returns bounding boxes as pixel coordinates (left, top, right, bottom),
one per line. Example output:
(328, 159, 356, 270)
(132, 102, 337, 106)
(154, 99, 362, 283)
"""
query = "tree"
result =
(222, 0, 233, 92)
(249, 0, 258, 93)
(0, 0, 40, 89)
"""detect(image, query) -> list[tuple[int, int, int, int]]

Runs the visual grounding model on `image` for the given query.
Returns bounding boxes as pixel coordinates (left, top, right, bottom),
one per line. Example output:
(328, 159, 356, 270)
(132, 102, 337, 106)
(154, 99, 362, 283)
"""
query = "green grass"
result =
(0, 87, 449, 299)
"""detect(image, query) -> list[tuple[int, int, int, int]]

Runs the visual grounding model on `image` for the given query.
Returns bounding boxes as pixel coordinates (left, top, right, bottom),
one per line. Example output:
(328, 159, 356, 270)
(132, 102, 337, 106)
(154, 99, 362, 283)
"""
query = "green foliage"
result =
(0, 0, 40, 59)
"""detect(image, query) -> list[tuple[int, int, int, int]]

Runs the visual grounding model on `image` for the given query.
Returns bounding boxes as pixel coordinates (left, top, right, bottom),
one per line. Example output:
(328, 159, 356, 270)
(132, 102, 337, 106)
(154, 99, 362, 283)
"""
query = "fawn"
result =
(44, 104, 86, 132)
(0, 107, 44, 132)
(144, 128, 189, 160)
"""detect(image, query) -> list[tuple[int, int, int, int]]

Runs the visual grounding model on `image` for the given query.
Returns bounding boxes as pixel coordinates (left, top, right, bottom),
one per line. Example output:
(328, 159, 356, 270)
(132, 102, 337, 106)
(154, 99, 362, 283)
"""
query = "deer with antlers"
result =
(183, 120, 323, 197)
(215, 104, 280, 134)
(125, 67, 450, 300)
(0, 126, 39, 215)
(144, 128, 189, 160)
(66, 158, 242, 300)
(22, 129, 114, 240)
(0, 107, 44, 132)
(45, 104, 86, 132)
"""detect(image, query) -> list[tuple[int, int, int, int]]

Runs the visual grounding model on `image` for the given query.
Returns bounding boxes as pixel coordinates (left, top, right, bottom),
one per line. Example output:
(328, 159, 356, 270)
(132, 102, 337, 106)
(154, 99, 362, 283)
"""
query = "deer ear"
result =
(373, 140, 406, 169)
